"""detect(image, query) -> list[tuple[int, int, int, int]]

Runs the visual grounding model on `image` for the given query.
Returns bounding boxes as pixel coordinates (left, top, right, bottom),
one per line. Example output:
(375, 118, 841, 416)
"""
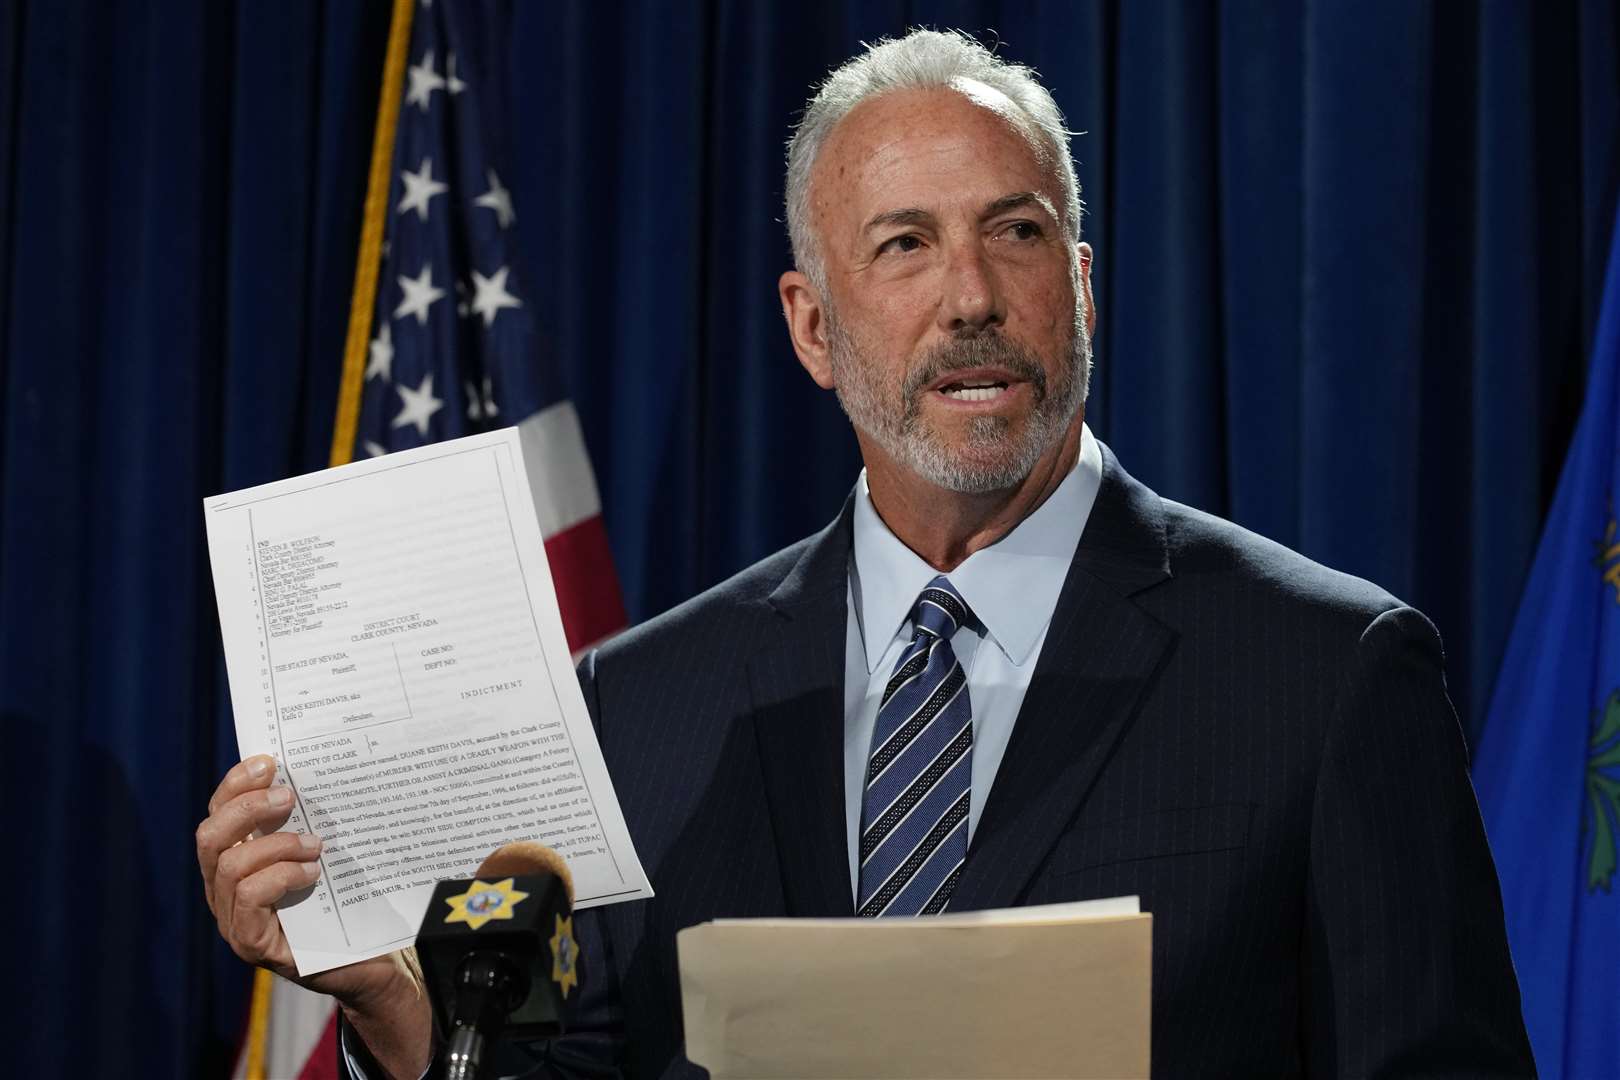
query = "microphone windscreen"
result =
(475, 840, 575, 905)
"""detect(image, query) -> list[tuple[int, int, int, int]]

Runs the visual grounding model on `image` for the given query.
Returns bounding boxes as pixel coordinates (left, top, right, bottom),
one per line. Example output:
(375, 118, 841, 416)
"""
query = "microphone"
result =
(415, 842, 580, 1080)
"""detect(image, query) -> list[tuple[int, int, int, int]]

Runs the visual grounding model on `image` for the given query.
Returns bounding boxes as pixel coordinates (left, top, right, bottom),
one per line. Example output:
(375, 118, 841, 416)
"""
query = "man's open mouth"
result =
(937, 379, 1011, 402)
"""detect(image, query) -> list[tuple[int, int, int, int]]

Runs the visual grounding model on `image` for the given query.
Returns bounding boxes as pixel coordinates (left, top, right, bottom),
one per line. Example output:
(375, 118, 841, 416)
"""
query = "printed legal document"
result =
(205, 428, 650, 975)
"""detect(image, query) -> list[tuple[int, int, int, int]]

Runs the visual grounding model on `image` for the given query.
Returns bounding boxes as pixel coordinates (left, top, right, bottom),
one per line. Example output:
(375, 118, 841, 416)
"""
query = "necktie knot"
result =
(913, 575, 970, 640)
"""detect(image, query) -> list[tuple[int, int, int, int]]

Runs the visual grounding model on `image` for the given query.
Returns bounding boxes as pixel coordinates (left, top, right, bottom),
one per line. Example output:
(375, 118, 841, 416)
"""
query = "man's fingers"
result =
(213, 831, 323, 946)
(216, 830, 322, 895)
(235, 855, 324, 914)
(207, 755, 276, 817)
(224, 861, 319, 975)
(196, 757, 326, 981)
(196, 785, 302, 906)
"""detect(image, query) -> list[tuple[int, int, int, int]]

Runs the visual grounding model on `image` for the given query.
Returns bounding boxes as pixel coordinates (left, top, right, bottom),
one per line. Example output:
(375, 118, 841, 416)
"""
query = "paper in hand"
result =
(205, 427, 650, 975)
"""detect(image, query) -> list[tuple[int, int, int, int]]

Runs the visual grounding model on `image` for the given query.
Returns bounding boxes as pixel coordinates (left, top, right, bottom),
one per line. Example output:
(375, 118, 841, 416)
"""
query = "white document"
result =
(205, 427, 651, 975)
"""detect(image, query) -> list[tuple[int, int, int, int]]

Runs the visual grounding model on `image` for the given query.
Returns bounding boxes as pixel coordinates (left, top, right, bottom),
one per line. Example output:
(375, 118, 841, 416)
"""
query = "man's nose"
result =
(937, 242, 1005, 335)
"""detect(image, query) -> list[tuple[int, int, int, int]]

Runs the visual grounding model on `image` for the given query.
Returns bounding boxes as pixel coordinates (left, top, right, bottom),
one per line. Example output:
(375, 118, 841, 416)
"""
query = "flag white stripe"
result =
(518, 401, 602, 537)
(231, 979, 333, 1080)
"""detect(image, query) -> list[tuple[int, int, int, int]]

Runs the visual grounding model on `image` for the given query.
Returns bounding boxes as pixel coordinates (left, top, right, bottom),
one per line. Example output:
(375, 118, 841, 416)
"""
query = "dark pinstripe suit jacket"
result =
(343, 444, 1533, 1078)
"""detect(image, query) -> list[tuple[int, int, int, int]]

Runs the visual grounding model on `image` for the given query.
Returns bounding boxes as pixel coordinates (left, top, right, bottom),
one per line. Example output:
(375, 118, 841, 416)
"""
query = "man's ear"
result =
(779, 270, 836, 389)
(1076, 241, 1097, 338)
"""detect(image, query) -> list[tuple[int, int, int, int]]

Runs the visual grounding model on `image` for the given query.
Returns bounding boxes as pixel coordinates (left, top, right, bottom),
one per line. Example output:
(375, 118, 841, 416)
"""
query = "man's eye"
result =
(880, 234, 924, 255)
(1002, 221, 1042, 241)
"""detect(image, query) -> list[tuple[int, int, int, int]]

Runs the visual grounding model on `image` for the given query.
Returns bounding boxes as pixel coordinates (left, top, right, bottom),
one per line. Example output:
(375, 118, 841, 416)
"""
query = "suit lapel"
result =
(951, 446, 1177, 911)
(748, 498, 857, 917)
(744, 448, 1175, 916)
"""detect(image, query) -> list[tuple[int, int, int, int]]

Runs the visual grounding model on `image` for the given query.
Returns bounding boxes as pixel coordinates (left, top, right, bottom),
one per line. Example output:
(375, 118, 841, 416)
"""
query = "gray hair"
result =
(785, 29, 1082, 293)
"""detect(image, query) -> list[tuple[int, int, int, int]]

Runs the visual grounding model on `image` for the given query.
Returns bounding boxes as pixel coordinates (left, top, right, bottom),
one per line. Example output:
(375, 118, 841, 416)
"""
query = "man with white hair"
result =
(199, 29, 1534, 1077)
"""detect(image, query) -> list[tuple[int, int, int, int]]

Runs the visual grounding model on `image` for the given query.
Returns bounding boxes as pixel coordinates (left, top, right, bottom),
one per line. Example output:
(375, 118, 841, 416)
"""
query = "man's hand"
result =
(197, 755, 432, 1077)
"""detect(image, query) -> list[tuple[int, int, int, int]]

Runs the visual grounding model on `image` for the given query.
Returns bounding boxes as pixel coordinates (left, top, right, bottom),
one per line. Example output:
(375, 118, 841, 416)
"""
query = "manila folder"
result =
(676, 899, 1151, 1079)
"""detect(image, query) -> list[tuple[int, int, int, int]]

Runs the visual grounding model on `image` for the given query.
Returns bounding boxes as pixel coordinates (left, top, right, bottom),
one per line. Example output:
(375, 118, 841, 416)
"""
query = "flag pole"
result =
(327, 0, 417, 472)
(241, 2, 416, 1078)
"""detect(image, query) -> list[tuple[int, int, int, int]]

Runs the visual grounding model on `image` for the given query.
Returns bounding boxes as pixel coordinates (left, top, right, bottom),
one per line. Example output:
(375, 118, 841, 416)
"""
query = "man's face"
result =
(805, 84, 1092, 494)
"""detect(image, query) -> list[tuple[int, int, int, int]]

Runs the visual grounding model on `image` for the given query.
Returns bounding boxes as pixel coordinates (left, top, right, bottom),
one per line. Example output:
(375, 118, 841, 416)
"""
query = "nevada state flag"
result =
(1473, 204, 1620, 1077)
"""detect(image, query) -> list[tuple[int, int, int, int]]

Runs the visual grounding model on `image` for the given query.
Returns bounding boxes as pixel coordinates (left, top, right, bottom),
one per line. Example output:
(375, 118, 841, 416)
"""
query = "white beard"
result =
(826, 308, 1090, 494)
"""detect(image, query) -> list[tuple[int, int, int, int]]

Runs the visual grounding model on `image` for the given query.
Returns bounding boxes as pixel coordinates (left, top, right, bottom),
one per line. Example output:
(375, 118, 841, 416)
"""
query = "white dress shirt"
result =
(842, 424, 1104, 900)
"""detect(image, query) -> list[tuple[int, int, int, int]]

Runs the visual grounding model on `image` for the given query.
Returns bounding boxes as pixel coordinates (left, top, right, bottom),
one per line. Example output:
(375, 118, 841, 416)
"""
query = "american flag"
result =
(355, 0, 626, 656)
(237, 3, 625, 1076)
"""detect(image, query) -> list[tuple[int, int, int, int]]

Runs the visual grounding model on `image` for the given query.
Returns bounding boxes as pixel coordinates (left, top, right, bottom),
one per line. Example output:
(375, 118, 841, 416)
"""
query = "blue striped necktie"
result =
(857, 575, 973, 917)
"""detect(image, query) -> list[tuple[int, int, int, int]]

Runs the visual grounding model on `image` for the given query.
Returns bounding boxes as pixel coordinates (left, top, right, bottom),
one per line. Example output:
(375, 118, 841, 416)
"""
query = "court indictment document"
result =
(205, 428, 650, 975)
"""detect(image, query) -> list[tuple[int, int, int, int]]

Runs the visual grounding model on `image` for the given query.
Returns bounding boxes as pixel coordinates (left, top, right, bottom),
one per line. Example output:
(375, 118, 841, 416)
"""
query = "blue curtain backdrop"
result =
(1, 1, 1615, 1074)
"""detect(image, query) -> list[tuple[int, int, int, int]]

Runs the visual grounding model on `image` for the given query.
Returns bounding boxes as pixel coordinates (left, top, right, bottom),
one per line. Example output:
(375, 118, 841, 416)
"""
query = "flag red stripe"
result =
(296, 1012, 339, 1080)
(545, 514, 628, 653)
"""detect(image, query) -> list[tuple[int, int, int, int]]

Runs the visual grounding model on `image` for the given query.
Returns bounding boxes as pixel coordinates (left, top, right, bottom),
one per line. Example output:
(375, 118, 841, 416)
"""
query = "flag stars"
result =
(365, 322, 394, 381)
(470, 266, 522, 327)
(363, 439, 388, 458)
(392, 373, 444, 437)
(397, 158, 449, 221)
(395, 264, 446, 325)
(405, 50, 446, 111)
(474, 170, 515, 229)
(446, 53, 467, 95)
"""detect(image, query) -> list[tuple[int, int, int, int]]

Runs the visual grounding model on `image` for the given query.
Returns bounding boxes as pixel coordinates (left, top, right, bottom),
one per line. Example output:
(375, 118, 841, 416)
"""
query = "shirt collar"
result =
(850, 423, 1103, 673)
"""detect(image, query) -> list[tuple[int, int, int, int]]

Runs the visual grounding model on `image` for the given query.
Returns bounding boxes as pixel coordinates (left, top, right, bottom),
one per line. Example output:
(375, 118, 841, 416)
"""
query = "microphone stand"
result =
(443, 951, 530, 1080)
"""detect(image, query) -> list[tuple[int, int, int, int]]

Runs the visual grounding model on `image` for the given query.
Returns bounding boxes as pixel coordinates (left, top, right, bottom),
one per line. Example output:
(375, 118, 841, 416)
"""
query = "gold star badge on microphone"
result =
(443, 878, 530, 930)
(550, 913, 579, 997)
